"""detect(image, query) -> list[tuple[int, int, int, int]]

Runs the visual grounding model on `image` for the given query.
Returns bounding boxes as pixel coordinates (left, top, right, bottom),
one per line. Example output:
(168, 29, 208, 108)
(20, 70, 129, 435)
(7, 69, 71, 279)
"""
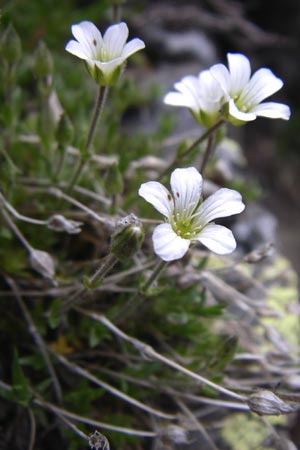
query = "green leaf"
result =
(48, 298, 62, 329)
(12, 349, 32, 407)
(208, 335, 239, 373)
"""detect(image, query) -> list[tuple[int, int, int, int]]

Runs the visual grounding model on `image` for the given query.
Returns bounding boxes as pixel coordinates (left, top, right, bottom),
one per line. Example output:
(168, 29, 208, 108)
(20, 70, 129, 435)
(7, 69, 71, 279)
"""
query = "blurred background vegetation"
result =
(0, 1, 299, 449)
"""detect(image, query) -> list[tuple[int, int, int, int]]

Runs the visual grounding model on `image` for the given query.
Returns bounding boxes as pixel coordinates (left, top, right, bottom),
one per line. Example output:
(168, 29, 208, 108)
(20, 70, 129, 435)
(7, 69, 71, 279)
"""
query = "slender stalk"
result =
(5, 276, 62, 403)
(142, 259, 167, 293)
(47, 187, 113, 225)
(0, 192, 46, 226)
(52, 350, 175, 420)
(158, 119, 224, 180)
(79, 309, 247, 403)
(113, 259, 168, 322)
(27, 409, 37, 450)
(0, 206, 32, 252)
(67, 85, 108, 192)
(61, 254, 118, 313)
(112, 3, 122, 22)
(175, 399, 220, 450)
(199, 131, 215, 174)
(0, 380, 156, 438)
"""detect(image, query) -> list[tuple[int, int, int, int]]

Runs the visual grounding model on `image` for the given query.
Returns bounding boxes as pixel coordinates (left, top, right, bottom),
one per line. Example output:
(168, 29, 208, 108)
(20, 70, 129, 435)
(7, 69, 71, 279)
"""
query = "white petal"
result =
(198, 69, 224, 113)
(170, 168, 203, 218)
(153, 224, 190, 261)
(65, 40, 89, 60)
(71, 21, 103, 59)
(195, 188, 245, 225)
(95, 57, 123, 75)
(195, 223, 237, 254)
(210, 63, 231, 97)
(173, 76, 202, 112)
(139, 181, 174, 218)
(251, 102, 291, 120)
(229, 98, 257, 122)
(241, 68, 283, 106)
(103, 22, 128, 58)
(122, 38, 145, 59)
(227, 53, 251, 94)
(163, 92, 195, 108)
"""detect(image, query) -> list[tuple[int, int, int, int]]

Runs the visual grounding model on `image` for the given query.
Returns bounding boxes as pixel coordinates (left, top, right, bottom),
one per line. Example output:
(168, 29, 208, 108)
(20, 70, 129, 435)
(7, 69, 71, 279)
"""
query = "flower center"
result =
(171, 213, 203, 239)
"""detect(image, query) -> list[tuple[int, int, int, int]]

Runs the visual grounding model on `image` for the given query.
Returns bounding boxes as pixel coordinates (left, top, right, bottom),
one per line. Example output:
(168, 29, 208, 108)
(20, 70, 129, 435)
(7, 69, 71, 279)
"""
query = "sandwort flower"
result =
(210, 53, 290, 124)
(139, 167, 245, 261)
(163, 70, 225, 127)
(65, 21, 145, 85)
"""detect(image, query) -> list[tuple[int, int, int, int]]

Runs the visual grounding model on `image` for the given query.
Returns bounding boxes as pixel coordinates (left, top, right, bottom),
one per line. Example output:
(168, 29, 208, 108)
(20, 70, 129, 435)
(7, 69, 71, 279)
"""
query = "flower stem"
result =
(141, 259, 167, 293)
(112, 3, 122, 22)
(199, 130, 215, 174)
(61, 253, 118, 313)
(114, 259, 168, 322)
(66, 85, 108, 192)
(158, 118, 224, 180)
(81, 309, 247, 402)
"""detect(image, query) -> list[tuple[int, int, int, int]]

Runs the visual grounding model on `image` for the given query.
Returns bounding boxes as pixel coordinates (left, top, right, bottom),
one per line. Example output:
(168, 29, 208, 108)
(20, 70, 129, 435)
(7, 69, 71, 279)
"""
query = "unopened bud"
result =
(160, 424, 188, 445)
(0, 24, 22, 64)
(29, 248, 55, 280)
(247, 390, 298, 416)
(88, 430, 110, 450)
(46, 214, 82, 234)
(55, 113, 74, 146)
(244, 242, 274, 264)
(110, 214, 144, 261)
(33, 41, 53, 79)
(104, 161, 123, 195)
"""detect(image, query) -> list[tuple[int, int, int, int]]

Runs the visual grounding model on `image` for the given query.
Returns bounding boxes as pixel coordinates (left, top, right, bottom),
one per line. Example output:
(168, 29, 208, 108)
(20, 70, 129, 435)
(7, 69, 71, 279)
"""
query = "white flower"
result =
(139, 167, 245, 261)
(65, 21, 145, 85)
(163, 70, 225, 127)
(210, 53, 290, 124)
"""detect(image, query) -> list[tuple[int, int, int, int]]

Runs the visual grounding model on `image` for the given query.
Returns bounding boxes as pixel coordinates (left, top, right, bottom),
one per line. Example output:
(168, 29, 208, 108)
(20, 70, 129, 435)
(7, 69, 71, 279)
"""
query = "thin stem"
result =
(175, 398, 220, 450)
(52, 350, 175, 420)
(67, 85, 108, 192)
(113, 259, 168, 322)
(0, 206, 32, 252)
(5, 276, 62, 403)
(112, 3, 122, 22)
(47, 187, 114, 225)
(0, 380, 156, 438)
(0, 192, 46, 226)
(61, 254, 118, 313)
(79, 309, 247, 403)
(27, 409, 37, 450)
(199, 131, 215, 174)
(158, 119, 224, 180)
(142, 259, 167, 293)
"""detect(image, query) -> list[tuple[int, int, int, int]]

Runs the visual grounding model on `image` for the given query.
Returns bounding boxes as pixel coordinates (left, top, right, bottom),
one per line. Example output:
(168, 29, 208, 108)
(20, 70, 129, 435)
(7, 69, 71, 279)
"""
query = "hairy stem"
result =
(66, 85, 108, 192)
(158, 119, 224, 180)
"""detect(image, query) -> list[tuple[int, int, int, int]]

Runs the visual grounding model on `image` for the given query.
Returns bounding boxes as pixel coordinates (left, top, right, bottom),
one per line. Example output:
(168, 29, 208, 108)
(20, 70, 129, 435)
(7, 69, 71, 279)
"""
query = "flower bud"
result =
(55, 113, 74, 146)
(88, 430, 110, 450)
(33, 41, 53, 79)
(160, 424, 188, 445)
(110, 214, 144, 261)
(247, 390, 298, 416)
(104, 161, 123, 196)
(0, 24, 22, 64)
(29, 248, 55, 280)
(46, 214, 82, 234)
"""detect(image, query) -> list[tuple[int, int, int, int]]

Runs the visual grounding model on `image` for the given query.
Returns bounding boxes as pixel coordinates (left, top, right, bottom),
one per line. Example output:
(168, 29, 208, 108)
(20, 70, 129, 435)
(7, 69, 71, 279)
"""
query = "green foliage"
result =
(0, 3, 297, 450)
(11, 350, 32, 407)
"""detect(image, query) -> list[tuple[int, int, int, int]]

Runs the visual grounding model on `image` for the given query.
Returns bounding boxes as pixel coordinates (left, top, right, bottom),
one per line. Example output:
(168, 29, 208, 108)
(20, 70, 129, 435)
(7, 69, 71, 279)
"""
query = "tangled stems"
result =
(158, 118, 225, 180)
(114, 259, 168, 322)
(78, 309, 246, 403)
(66, 85, 108, 193)
(61, 253, 118, 314)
